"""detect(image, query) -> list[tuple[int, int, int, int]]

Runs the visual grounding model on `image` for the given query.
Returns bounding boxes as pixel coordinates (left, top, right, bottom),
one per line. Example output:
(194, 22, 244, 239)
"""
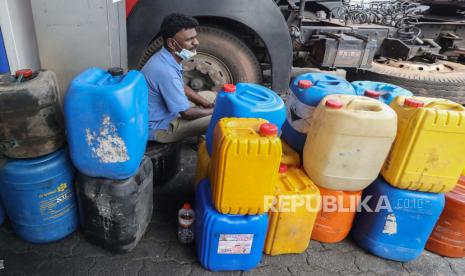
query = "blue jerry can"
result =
(195, 179, 268, 271)
(0, 148, 79, 243)
(0, 199, 5, 226)
(281, 73, 355, 153)
(64, 67, 148, 179)
(205, 83, 285, 155)
(351, 177, 445, 262)
(351, 81, 413, 104)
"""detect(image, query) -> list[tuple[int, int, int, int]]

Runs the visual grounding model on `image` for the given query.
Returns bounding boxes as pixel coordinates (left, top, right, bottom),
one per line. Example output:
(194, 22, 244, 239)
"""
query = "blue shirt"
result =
(141, 47, 190, 139)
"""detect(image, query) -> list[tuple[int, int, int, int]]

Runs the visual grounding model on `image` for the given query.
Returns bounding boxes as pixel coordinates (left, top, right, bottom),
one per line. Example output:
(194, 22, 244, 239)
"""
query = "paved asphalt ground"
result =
(1, 142, 464, 276)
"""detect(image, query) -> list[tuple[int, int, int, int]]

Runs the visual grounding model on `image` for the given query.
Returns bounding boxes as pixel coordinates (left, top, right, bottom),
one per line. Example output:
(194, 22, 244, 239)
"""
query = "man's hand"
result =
(180, 107, 214, 120)
(200, 100, 214, 109)
(184, 85, 214, 108)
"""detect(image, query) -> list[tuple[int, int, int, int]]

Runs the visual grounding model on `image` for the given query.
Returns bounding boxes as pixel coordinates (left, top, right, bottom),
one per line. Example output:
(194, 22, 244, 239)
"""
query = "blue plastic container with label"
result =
(0, 148, 79, 243)
(0, 199, 5, 226)
(282, 73, 355, 152)
(351, 177, 445, 262)
(195, 179, 268, 271)
(64, 67, 148, 179)
(351, 81, 413, 104)
(205, 83, 286, 155)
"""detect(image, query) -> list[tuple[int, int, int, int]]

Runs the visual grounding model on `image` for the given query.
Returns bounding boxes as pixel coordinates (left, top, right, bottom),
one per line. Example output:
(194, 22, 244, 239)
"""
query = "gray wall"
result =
(31, 0, 127, 100)
(0, 0, 41, 72)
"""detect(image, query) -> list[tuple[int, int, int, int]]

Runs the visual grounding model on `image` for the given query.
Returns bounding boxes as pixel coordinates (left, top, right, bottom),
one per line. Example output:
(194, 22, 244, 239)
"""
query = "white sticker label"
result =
(382, 213, 397, 235)
(217, 234, 254, 254)
(286, 93, 316, 133)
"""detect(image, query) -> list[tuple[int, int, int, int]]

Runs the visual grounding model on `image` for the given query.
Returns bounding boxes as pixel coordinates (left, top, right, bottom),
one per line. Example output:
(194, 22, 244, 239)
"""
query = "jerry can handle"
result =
(237, 89, 271, 103)
(313, 80, 340, 86)
(282, 176, 306, 192)
(346, 98, 384, 112)
(424, 100, 465, 111)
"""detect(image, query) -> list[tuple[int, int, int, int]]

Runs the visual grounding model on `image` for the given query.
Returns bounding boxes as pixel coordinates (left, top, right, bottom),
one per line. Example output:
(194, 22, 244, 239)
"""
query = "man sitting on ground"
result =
(141, 13, 216, 143)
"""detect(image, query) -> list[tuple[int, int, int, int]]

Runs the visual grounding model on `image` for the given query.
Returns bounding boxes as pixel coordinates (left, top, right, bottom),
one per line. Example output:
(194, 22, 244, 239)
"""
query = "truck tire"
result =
(145, 142, 181, 187)
(139, 26, 262, 91)
(348, 60, 465, 104)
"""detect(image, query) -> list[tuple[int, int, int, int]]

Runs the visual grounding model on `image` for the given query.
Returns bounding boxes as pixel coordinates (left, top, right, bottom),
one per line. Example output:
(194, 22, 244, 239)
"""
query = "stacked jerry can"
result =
(197, 117, 278, 271)
(381, 96, 465, 192)
(351, 95, 465, 261)
(351, 177, 445, 262)
(426, 176, 465, 257)
(303, 94, 397, 243)
(264, 164, 320, 255)
(0, 149, 79, 243)
(0, 69, 79, 243)
(196, 179, 269, 270)
(281, 73, 356, 153)
(196, 85, 321, 270)
(210, 118, 281, 215)
(194, 138, 210, 184)
(351, 81, 413, 104)
(205, 83, 286, 155)
(64, 67, 153, 252)
(280, 141, 301, 167)
(196, 83, 286, 185)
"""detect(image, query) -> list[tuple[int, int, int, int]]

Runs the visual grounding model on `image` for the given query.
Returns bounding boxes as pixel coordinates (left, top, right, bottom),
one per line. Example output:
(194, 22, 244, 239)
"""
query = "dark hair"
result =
(160, 13, 199, 48)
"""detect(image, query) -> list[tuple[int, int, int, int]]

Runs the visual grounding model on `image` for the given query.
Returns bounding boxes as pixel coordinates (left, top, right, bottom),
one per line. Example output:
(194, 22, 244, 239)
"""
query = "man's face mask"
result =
(172, 39, 197, 61)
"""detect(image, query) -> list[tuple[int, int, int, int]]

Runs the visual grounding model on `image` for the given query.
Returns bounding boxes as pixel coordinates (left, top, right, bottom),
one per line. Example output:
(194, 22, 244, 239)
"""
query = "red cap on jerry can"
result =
(15, 69, 33, 78)
(404, 98, 424, 108)
(298, 80, 312, 89)
(364, 90, 382, 99)
(325, 99, 344, 109)
(223, 84, 236, 93)
(259, 123, 278, 137)
(279, 163, 288, 173)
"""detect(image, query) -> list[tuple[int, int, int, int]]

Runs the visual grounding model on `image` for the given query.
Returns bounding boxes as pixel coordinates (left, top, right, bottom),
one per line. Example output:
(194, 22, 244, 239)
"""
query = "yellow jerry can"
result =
(264, 164, 320, 255)
(382, 96, 465, 193)
(210, 118, 282, 215)
(281, 140, 301, 167)
(195, 139, 210, 184)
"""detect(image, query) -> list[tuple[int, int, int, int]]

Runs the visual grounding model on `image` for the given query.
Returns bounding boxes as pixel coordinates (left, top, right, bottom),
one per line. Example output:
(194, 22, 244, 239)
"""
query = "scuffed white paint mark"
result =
(382, 213, 397, 235)
(85, 115, 129, 163)
(96, 194, 112, 218)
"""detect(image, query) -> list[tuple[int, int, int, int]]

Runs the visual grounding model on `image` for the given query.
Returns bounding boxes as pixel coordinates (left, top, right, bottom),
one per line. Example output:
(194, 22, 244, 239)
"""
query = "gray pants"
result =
(153, 91, 217, 143)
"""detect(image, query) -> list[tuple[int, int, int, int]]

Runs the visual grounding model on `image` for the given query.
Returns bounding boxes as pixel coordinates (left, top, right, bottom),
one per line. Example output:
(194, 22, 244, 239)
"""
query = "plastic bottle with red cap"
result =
(178, 203, 195, 244)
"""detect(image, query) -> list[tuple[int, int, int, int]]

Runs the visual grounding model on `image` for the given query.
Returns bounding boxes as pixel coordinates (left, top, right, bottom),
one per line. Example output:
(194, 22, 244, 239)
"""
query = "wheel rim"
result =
(182, 52, 234, 92)
(377, 59, 456, 73)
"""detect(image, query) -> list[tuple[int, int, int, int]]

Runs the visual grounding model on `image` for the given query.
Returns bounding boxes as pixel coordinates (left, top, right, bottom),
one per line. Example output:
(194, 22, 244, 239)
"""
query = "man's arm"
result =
(184, 85, 214, 108)
(180, 107, 214, 120)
